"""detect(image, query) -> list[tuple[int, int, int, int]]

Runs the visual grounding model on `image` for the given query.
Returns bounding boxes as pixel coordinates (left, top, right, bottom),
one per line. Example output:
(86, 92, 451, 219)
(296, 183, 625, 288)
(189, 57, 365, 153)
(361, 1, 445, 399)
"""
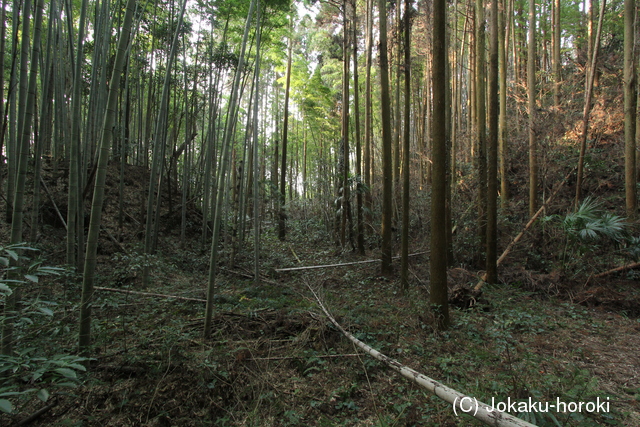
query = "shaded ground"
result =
(1, 236, 639, 426)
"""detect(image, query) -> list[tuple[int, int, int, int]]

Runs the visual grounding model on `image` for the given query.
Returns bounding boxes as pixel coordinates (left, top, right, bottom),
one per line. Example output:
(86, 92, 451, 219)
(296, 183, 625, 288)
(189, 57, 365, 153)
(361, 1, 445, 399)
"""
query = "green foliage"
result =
(1, 244, 66, 324)
(209, 42, 239, 70)
(623, 236, 640, 262)
(0, 350, 90, 413)
(0, 244, 63, 288)
(448, 285, 621, 426)
(542, 198, 632, 273)
(0, 244, 89, 414)
(562, 198, 627, 244)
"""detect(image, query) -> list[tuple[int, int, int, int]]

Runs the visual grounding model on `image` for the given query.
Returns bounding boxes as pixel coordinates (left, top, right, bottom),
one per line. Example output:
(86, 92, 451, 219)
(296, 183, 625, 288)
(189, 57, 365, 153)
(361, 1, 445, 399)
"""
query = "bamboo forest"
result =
(1, 0, 639, 424)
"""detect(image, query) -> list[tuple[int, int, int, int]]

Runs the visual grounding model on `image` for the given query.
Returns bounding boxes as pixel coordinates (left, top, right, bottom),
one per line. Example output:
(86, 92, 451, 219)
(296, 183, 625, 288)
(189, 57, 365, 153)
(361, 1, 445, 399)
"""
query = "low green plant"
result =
(0, 244, 88, 414)
(0, 244, 63, 296)
(562, 198, 627, 245)
(546, 198, 630, 272)
(0, 350, 90, 413)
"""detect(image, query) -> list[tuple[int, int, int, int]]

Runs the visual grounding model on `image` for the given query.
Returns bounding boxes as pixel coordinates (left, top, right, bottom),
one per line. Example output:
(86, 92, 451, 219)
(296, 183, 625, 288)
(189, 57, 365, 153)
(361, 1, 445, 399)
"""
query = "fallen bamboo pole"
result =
(250, 353, 361, 361)
(219, 267, 280, 286)
(475, 171, 572, 291)
(275, 252, 427, 272)
(594, 261, 640, 278)
(307, 283, 535, 427)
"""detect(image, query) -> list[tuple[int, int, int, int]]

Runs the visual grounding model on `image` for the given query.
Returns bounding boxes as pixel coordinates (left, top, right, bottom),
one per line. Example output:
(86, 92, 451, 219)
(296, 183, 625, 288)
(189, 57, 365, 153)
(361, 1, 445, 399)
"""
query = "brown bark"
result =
(380, 0, 394, 275)
(431, 0, 450, 329)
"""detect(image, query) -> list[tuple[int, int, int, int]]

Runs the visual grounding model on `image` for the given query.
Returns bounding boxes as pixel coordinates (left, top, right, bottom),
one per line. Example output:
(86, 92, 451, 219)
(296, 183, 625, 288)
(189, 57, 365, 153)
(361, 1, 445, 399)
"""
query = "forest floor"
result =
(2, 194, 640, 426)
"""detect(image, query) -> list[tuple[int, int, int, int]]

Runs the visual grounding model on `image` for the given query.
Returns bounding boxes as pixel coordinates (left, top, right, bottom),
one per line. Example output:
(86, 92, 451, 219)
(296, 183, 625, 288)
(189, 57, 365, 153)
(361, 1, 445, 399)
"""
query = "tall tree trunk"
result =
(11, 0, 32, 231)
(586, 0, 594, 79)
(486, 0, 499, 284)
(5, 0, 20, 224)
(469, 8, 476, 162)
(475, 0, 487, 251)
(499, 0, 509, 208)
(142, 0, 187, 285)
(475, 0, 487, 247)
(272, 80, 280, 222)
(379, 0, 394, 275)
(279, 31, 292, 241)
(0, 0, 6, 201)
(67, 0, 89, 268)
(552, 0, 561, 107)
(200, 41, 225, 248)
(353, 5, 365, 255)
(364, 0, 374, 231)
(431, 0, 450, 330)
(79, 0, 136, 352)
(512, 0, 522, 98)
(30, 0, 55, 243)
(340, 4, 351, 249)
(444, 17, 453, 267)
(252, 5, 262, 286)
(204, 0, 256, 338)
(625, 0, 637, 217)
(400, 0, 412, 290)
(527, 0, 538, 216)
(575, 0, 607, 207)
(180, 37, 192, 247)
(393, 1, 401, 193)
(3, 0, 44, 356)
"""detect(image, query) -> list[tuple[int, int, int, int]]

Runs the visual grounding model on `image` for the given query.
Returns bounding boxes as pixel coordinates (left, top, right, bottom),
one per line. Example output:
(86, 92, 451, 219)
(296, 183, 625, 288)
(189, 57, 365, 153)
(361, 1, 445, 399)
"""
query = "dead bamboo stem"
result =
(594, 262, 640, 278)
(250, 353, 361, 361)
(275, 252, 427, 272)
(40, 177, 67, 230)
(307, 283, 535, 427)
(475, 171, 572, 290)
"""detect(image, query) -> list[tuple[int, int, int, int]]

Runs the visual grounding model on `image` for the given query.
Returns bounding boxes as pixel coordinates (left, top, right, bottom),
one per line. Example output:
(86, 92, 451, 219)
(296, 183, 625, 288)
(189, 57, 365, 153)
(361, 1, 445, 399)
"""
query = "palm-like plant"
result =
(560, 198, 629, 270)
(563, 197, 627, 243)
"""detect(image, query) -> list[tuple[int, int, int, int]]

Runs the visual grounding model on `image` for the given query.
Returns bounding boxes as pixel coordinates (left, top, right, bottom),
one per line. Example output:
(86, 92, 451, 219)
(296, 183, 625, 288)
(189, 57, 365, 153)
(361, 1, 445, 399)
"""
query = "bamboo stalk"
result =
(307, 283, 535, 427)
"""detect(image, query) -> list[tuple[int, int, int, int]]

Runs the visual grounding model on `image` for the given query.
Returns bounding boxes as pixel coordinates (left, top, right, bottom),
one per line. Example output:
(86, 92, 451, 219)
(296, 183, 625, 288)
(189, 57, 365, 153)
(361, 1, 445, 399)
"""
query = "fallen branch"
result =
(594, 262, 640, 278)
(475, 171, 572, 291)
(307, 283, 535, 427)
(40, 177, 67, 230)
(101, 226, 128, 254)
(250, 353, 361, 361)
(219, 267, 280, 286)
(289, 243, 302, 264)
(124, 210, 141, 226)
(276, 252, 427, 272)
(94, 286, 206, 303)
(17, 398, 58, 426)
